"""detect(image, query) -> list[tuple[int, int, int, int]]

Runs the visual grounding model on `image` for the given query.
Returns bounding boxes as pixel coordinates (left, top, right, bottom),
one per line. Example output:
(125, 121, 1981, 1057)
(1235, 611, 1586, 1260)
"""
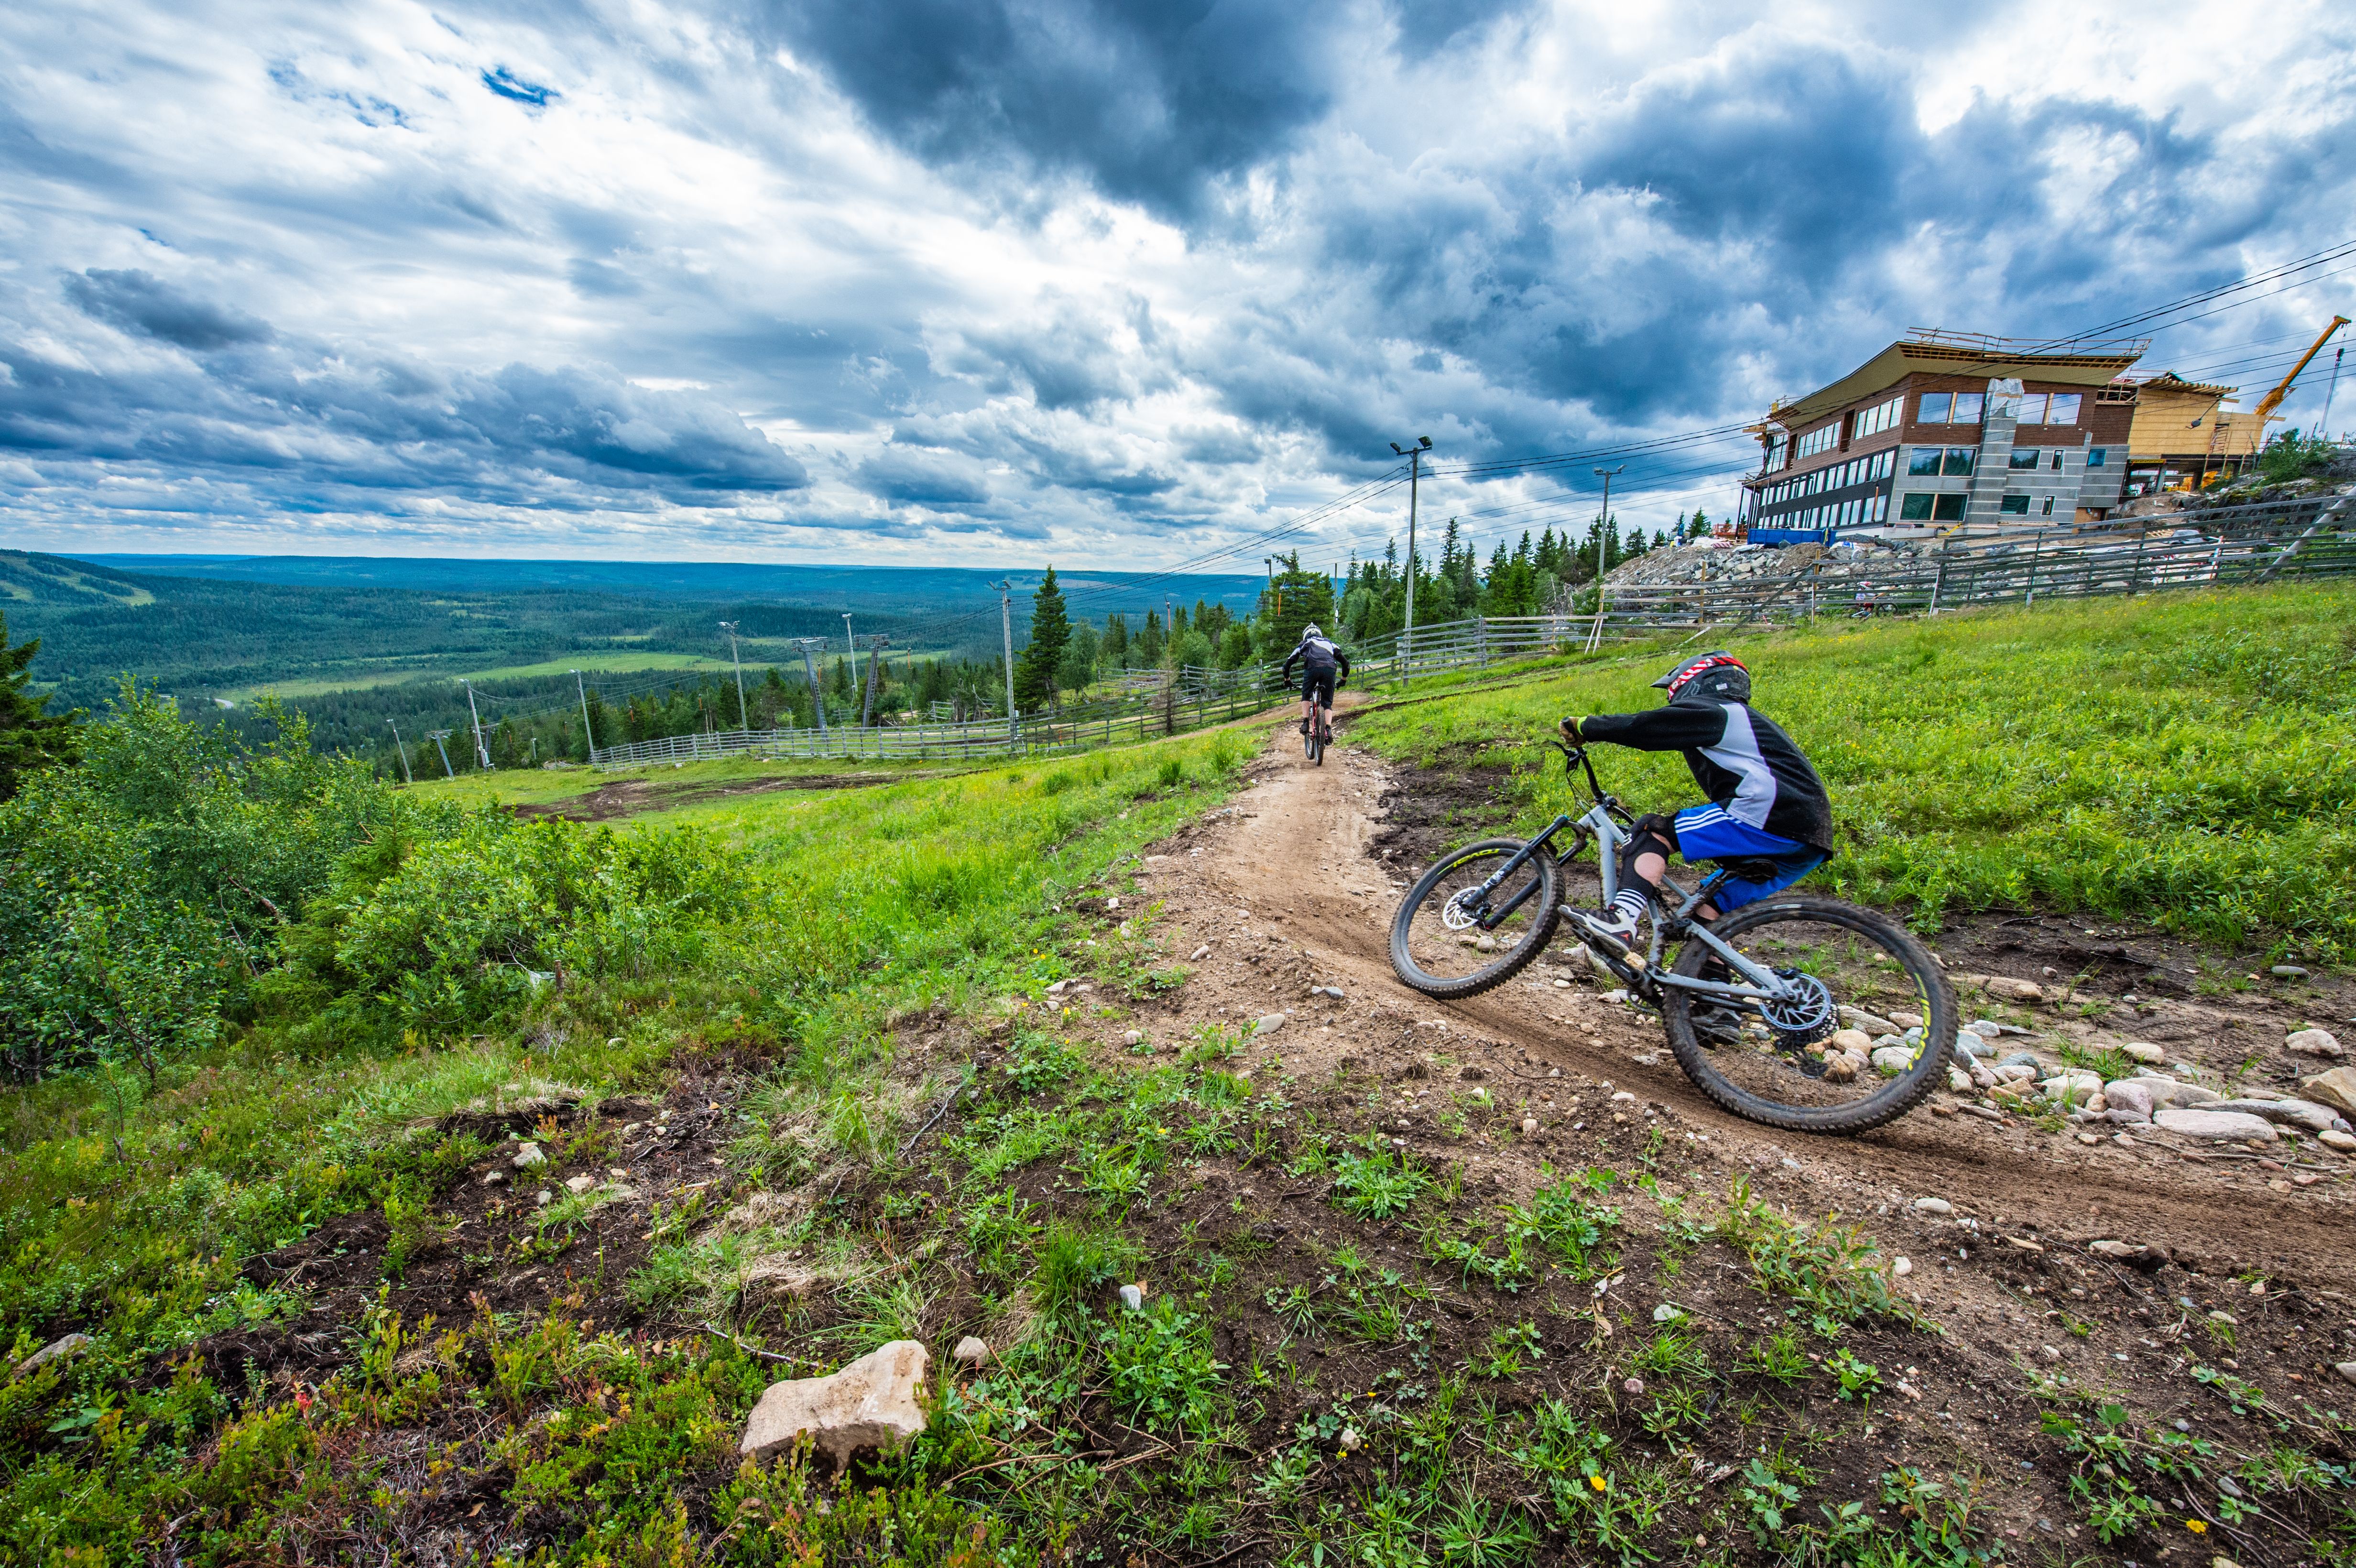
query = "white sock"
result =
(1609, 888, 1650, 925)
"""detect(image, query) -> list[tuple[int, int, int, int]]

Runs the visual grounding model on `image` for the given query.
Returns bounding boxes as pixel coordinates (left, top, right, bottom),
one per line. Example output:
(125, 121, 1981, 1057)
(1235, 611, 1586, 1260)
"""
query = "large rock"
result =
(2214, 1098, 2342, 1133)
(2301, 1067, 2356, 1117)
(741, 1340, 930, 1469)
(13, 1333, 92, 1379)
(2153, 1108, 2283, 1143)
(2287, 1029, 2345, 1059)
(2135, 1076, 2220, 1109)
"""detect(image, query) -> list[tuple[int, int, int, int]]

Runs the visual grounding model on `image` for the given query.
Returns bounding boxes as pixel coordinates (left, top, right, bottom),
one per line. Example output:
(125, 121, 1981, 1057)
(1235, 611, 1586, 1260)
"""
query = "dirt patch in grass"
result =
(512, 771, 932, 822)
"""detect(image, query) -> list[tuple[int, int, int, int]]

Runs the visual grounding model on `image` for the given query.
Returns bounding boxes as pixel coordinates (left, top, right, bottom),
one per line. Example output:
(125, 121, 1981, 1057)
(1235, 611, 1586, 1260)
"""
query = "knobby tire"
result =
(1389, 837, 1561, 999)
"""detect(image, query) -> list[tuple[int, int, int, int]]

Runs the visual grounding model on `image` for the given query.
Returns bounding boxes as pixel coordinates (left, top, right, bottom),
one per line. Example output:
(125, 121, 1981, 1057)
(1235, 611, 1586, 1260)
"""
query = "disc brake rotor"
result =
(1759, 967, 1836, 1042)
(1440, 888, 1485, 932)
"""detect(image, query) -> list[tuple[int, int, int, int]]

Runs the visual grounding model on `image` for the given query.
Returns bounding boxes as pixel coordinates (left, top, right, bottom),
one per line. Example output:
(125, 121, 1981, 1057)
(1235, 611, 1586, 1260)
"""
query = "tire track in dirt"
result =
(1136, 709, 2356, 1296)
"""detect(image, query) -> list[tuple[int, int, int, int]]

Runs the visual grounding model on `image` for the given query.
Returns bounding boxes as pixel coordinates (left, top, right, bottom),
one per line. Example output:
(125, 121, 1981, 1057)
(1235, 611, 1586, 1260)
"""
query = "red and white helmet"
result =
(1652, 651, 1750, 702)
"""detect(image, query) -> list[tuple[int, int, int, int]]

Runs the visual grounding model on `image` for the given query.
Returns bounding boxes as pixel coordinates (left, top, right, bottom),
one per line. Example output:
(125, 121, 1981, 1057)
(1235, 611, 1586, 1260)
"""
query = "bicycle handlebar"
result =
(1545, 738, 1628, 822)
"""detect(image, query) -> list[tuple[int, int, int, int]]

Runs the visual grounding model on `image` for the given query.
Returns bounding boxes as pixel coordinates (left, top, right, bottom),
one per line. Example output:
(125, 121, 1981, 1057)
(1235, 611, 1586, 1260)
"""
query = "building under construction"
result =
(1739, 320, 2347, 535)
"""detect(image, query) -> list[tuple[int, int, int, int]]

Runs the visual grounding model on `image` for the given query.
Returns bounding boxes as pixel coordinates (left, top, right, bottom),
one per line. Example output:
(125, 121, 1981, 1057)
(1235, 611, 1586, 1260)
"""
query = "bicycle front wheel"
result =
(1660, 893, 1956, 1135)
(1389, 838, 1560, 999)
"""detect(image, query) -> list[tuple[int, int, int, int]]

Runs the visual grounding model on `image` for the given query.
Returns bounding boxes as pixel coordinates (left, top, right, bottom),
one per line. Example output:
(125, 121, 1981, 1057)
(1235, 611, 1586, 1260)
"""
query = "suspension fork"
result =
(1462, 815, 1572, 930)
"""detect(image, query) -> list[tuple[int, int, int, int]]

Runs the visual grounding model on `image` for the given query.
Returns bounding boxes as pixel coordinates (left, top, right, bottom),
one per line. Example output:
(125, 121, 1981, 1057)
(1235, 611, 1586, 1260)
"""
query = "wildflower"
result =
(1590, 1474, 1609, 1492)
(2185, 1521, 2207, 1535)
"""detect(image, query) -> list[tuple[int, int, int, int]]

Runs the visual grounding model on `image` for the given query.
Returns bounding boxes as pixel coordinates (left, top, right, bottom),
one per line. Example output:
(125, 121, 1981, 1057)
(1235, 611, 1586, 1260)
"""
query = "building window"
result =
(2050, 450, 2064, 471)
(1919, 392, 1950, 423)
(1954, 392, 1984, 423)
(1874, 448, 1894, 479)
(1908, 447, 1942, 476)
(1934, 494, 1966, 522)
(2000, 494, 2030, 515)
(2087, 448, 2107, 467)
(2010, 448, 2041, 469)
(2041, 497, 2055, 515)
(1942, 447, 1974, 476)
(1872, 493, 1888, 523)
(1925, 392, 1985, 424)
(2047, 392, 2081, 425)
(1900, 493, 1934, 521)
(1854, 393, 1904, 439)
(1767, 433, 1789, 469)
(1796, 422, 1840, 459)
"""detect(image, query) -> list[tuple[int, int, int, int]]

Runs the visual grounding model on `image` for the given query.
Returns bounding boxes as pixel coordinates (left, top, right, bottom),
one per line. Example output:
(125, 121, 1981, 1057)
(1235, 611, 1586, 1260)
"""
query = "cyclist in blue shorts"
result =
(1559, 651, 1832, 937)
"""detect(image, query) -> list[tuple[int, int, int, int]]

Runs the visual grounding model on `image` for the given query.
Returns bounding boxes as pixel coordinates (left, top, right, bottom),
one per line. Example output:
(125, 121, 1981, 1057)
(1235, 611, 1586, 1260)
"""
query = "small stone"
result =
(1339, 1424, 1363, 1451)
(2320, 1129, 2356, 1152)
(1954, 1031, 1987, 1059)
(2287, 1029, 2345, 1059)
(2215, 1098, 2340, 1132)
(1822, 1055, 1858, 1084)
(1912, 1197, 1953, 1214)
(1254, 1013, 1287, 1035)
(1871, 1046, 1914, 1076)
(2089, 1240, 2148, 1263)
(1890, 1012, 1925, 1029)
(1652, 1303, 1684, 1323)
(952, 1336, 992, 1367)
(14, 1333, 92, 1378)
(2154, 1108, 2284, 1142)
(2103, 1080, 2156, 1119)
(1892, 1257, 1912, 1277)
(2336, 1362, 2356, 1386)
(1520, 1116, 1540, 1136)
(1045, 980, 1069, 995)
(483, 1169, 508, 1186)
(1622, 1377, 1645, 1396)
(565, 1174, 596, 1195)
(1964, 1017, 2012, 1039)
(741, 1340, 930, 1469)
(1119, 1283, 1145, 1311)
(1947, 1068, 1973, 1093)
(1999, 1051, 2041, 1070)
(2122, 1042, 2166, 1064)
(1839, 1008, 1898, 1036)
(1984, 977, 2045, 1003)
(535, 1189, 552, 1206)
(513, 1142, 547, 1169)
(2038, 1345, 2061, 1364)
(1828, 1028, 1873, 1055)
(1190, 945, 1211, 960)
(1124, 1030, 1145, 1046)
(2271, 965, 2310, 979)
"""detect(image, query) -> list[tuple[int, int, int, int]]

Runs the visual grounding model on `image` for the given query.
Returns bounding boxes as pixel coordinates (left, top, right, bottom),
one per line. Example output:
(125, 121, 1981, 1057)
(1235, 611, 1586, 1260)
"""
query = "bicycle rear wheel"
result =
(1389, 837, 1560, 999)
(1660, 893, 1955, 1135)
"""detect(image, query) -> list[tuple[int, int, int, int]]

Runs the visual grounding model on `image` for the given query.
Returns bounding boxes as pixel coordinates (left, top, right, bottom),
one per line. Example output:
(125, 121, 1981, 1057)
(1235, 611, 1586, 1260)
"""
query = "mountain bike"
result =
(1305, 697, 1333, 764)
(1387, 740, 1955, 1134)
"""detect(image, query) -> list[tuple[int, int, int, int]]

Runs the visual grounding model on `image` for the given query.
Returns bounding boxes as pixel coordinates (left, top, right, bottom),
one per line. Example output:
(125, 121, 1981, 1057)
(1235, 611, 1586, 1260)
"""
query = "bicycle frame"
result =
(1450, 745, 1794, 1005)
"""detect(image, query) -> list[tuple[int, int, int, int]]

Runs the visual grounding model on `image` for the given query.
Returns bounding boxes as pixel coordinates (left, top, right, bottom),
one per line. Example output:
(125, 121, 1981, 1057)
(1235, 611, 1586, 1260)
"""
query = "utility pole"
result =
(572, 669, 597, 762)
(793, 637, 829, 733)
(2323, 345, 2347, 439)
(427, 729, 456, 778)
(992, 580, 1018, 741)
(841, 613, 861, 724)
(719, 621, 748, 731)
(1593, 465, 1626, 578)
(463, 679, 491, 769)
(387, 719, 414, 784)
(1387, 436, 1433, 662)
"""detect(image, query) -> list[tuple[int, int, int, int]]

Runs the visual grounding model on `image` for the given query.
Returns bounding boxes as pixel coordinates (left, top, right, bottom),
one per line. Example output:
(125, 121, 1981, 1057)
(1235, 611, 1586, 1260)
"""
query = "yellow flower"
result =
(1590, 1474, 1609, 1492)
(2185, 1521, 2207, 1534)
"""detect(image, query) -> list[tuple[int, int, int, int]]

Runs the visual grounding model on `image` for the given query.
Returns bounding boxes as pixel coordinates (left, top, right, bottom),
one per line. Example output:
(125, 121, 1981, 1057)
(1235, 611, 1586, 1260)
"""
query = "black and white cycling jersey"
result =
(1576, 696, 1833, 854)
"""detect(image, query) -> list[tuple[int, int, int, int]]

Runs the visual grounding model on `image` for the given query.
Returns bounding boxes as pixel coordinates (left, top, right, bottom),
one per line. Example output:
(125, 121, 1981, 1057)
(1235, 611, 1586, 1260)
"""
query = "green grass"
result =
(1346, 583, 2356, 959)
(238, 651, 737, 699)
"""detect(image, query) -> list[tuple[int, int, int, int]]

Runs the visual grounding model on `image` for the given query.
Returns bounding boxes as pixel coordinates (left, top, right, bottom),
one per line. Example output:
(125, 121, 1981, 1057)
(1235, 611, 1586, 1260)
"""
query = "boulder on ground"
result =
(2300, 1066, 2356, 1117)
(741, 1340, 930, 1469)
(2214, 1098, 2341, 1133)
(2288, 1029, 2345, 1059)
(2102, 1080, 2155, 1120)
(2153, 1108, 2283, 1143)
(13, 1333, 92, 1379)
(952, 1336, 991, 1367)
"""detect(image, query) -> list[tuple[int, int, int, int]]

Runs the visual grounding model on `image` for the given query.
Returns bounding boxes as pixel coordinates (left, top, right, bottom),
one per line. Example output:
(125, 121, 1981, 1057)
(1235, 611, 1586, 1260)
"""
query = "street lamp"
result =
(1387, 436, 1433, 660)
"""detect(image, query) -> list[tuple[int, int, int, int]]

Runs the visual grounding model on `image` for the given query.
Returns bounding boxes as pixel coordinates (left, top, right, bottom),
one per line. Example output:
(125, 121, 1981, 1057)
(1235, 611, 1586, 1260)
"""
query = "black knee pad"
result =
(1619, 813, 1679, 890)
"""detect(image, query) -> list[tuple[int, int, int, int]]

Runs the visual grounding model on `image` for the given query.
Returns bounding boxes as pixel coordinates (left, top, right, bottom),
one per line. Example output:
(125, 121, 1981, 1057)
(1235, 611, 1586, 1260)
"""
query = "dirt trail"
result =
(1129, 709, 2356, 1299)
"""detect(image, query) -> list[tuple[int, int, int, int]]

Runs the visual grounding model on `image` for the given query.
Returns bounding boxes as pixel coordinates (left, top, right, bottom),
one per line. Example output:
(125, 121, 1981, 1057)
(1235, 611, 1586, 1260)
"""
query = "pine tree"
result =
(1014, 566, 1070, 712)
(0, 610, 80, 801)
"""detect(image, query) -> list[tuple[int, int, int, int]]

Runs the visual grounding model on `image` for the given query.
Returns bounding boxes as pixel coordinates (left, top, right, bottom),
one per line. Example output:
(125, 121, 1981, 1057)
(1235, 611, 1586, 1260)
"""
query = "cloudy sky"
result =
(3, 0, 2353, 569)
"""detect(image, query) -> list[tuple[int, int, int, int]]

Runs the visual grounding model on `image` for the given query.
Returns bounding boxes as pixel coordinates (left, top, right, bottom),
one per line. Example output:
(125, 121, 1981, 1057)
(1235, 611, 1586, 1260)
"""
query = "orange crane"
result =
(2253, 314, 2351, 434)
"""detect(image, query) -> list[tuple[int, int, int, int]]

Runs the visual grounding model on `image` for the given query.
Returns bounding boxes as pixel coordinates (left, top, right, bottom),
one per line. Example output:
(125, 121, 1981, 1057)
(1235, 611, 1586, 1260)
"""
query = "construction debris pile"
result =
(1601, 535, 1937, 590)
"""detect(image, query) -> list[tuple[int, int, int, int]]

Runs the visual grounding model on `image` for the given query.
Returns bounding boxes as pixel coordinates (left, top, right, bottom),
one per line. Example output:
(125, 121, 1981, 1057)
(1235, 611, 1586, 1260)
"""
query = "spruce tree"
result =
(1014, 566, 1070, 711)
(0, 610, 80, 801)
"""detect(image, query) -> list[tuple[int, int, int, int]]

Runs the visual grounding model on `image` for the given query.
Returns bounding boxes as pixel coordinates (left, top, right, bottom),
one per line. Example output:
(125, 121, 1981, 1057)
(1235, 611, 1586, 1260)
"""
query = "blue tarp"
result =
(1747, 526, 1833, 546)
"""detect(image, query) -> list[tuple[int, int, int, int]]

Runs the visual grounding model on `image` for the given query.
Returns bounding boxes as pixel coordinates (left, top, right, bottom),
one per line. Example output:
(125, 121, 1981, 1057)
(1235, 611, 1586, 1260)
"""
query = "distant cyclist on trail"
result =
(1559, 651, 1833, 938)
(1281, 624, 1350, 738)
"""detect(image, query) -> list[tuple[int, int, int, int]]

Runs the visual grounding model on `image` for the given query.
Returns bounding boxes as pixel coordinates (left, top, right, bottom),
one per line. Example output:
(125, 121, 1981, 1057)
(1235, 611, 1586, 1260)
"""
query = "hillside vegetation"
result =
(2, 585, 2352, 1565)
(1349, 583, 2356, 961)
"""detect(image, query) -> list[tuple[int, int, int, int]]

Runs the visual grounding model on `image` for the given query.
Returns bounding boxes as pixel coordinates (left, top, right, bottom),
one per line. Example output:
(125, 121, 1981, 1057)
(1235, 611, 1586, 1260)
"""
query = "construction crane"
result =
(2253, 314, 2352, 434)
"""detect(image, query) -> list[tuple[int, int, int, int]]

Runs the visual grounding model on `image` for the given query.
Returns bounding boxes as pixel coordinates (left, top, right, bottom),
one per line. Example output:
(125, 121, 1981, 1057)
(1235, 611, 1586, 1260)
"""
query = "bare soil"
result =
(512, 770, 935, 821)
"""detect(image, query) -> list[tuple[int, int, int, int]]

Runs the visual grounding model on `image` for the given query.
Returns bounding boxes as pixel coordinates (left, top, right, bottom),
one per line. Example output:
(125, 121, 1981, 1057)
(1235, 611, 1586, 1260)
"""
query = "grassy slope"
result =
(1348, 584, 2356, 960)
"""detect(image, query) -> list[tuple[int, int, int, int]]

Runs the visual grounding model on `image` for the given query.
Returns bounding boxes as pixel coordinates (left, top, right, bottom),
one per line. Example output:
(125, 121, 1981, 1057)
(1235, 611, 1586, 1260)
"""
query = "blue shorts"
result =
(1672, 805, 1826, 912)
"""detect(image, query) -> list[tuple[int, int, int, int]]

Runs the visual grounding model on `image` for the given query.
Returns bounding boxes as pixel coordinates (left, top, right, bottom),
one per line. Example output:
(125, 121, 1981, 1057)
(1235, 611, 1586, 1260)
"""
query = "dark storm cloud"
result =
(64, 268, 274, 350)
(6, 278, 808, 502)
(760, 0, 1356, 218)
(854, 444, 991, 503)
